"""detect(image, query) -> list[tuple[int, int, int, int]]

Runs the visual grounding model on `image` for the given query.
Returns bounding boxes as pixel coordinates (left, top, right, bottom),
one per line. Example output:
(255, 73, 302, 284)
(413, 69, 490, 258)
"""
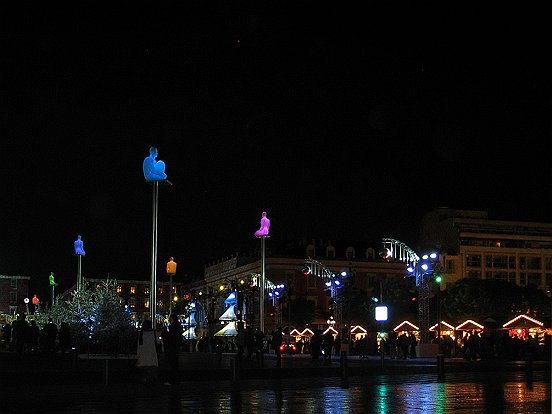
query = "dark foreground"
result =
(1, 350, 550, 385)
(1, 353, 550, 414)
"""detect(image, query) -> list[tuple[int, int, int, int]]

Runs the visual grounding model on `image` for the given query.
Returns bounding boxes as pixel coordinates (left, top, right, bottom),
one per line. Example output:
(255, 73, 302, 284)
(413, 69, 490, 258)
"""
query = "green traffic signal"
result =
(435, 274, 443, 284)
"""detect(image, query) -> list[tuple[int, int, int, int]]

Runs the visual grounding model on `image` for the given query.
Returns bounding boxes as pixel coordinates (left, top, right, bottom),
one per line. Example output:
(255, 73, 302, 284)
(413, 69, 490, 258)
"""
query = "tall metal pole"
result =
(260, 235, 266, 334)
(150, 181, 159, 330)
(169, 274, 173, 316)
(77, 255, 82, 291)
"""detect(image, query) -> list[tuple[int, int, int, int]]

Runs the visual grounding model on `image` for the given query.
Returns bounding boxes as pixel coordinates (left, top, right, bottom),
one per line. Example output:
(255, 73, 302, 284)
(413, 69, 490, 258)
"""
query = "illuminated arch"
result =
(381, 238, 419, 267)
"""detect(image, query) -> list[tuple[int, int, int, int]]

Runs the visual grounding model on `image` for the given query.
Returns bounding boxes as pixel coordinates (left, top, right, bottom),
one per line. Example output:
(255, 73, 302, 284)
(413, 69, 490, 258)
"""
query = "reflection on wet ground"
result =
(4, 371, 549, 413)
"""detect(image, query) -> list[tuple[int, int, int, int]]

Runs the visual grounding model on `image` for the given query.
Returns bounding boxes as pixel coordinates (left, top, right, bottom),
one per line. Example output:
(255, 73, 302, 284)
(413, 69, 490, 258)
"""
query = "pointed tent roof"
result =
(502, 314, 544, 329)
(455, 319, 484, 330)
(429, 321, 455, 331)
(350, 325, 367, 334)
(224, 292, 237, 306)
(219, 304, 237, 321)
(393, 321, 420, 332)
(214, 321, 238, 336)
(300, 328, 314, 336)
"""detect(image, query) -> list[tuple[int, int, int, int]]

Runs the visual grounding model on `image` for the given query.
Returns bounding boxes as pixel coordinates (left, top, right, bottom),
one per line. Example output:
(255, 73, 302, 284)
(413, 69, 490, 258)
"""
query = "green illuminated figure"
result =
(49, 272, 58, 287)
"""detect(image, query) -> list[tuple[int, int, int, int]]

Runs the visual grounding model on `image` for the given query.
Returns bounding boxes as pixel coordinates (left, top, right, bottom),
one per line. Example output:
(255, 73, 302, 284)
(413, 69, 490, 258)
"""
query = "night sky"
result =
(3, 5, 550, 302)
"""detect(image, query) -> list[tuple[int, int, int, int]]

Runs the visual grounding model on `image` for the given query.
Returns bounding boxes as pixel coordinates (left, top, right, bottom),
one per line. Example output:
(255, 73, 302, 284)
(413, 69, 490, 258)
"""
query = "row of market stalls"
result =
(183, 289, 549, 346)
(282, 314, 549, 346)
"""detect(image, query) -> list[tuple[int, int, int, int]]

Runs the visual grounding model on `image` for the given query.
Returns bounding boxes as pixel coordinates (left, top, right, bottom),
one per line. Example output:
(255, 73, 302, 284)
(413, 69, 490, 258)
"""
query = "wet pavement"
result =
(3, 370, 549, 413)
(1, 352, 550, 413)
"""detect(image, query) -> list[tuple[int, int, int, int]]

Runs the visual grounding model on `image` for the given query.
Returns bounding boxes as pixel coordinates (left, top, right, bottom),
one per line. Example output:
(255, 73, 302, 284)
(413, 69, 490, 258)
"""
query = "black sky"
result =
(2, 5, 551, 301)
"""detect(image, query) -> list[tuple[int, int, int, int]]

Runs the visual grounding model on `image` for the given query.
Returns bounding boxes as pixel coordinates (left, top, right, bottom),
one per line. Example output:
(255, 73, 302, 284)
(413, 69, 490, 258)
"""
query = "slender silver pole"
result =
(260, 236, 265, 334)
(150, 181, 159, 330)
(77, 255, 82, 291)
(169, 274, 173, 316)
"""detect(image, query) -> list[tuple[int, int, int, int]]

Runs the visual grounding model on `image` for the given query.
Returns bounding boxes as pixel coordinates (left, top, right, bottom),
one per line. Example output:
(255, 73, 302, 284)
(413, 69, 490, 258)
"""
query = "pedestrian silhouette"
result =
(271, 327, 283, 367)
(163, 314, 182, 385)
(58, 322, 71, 354)
(43, 318, 58, 354)
(12, 314, 29, 358)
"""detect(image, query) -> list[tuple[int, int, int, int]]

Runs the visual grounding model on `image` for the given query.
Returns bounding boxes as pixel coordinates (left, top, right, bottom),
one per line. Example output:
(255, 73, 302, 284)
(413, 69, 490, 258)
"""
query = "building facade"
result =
(82, 277, 189, 324)
(419, 208, 552, 295)
(195, 239, 410, 335)
(0, 275, 31, 317)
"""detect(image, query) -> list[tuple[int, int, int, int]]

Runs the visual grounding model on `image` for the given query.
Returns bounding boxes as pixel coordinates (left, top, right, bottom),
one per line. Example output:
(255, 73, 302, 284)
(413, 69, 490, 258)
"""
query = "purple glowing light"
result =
(254, 211, 270, 237)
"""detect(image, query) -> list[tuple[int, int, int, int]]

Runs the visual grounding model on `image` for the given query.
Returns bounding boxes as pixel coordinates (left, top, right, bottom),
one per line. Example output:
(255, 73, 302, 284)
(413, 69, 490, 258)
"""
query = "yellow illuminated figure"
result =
(166, 257, 177, 275)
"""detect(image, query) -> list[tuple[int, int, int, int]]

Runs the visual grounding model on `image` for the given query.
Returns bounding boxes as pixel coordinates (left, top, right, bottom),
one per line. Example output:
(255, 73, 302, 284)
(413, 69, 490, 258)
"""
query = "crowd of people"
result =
(1, 314, 72, 357)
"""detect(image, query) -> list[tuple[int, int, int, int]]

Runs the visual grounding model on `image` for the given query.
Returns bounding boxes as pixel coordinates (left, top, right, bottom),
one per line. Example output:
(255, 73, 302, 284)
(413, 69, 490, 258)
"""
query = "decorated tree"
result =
(38, 279, 137, 354)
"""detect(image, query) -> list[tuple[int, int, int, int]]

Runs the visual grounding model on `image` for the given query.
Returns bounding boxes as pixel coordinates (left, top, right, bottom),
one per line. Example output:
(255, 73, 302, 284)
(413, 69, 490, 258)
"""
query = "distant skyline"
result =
(3, 7, 550, 304)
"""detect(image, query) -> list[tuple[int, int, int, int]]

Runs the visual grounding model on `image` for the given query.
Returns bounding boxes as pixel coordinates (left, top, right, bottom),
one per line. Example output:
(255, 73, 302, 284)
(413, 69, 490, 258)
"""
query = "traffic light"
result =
(434, 274, 443, 284)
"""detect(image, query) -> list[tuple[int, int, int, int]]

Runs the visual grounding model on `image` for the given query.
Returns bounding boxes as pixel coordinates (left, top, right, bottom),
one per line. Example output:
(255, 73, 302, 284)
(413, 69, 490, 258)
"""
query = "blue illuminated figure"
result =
(74, 235, 85, 256)
(143, 147, 167, 181)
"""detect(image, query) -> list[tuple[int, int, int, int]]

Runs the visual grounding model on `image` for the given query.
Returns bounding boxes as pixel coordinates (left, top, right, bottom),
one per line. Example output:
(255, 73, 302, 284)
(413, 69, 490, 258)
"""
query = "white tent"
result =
(219, 305, 236, 321)
(183, 328, 197, 339)
(183, 313, 197, 326)
(214, 321, 237, 336)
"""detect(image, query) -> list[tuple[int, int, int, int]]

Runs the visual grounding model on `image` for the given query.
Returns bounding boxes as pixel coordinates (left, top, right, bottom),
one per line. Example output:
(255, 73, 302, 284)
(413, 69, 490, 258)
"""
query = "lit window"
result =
(130, 286, 136, 294)
(116, 285, 122, 294)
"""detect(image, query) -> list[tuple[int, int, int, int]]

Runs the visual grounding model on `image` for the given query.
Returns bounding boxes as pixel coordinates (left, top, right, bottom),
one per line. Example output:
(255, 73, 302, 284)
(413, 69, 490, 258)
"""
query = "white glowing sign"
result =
(375, 305, 388, 321)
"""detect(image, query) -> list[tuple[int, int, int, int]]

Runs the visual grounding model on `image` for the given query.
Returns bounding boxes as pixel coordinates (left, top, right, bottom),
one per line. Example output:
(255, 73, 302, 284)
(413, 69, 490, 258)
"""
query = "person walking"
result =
(322, 331, 334, 363)
(254, 328, 264, 366)
(43, 318, 58, 354)
(12, 314, 29, 358)
(58, 322, 71, 355)
(26, 320, 40, 354)
(271, 327, 283, 367)
(163, 314, 182, 385)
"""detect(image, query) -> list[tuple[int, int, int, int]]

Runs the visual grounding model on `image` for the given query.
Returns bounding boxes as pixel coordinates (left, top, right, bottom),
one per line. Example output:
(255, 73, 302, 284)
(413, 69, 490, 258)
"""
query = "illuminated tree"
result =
(39, 279, 136, 354)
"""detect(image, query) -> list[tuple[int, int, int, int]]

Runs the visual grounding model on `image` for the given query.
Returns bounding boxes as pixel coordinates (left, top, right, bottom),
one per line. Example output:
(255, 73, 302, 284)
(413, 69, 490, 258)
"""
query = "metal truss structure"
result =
(303, 258, 343, 330)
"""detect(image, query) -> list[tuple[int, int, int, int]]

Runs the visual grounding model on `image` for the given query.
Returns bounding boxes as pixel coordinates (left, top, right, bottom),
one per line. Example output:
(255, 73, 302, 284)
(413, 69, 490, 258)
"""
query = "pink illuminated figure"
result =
(254, 212, 270, 237)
